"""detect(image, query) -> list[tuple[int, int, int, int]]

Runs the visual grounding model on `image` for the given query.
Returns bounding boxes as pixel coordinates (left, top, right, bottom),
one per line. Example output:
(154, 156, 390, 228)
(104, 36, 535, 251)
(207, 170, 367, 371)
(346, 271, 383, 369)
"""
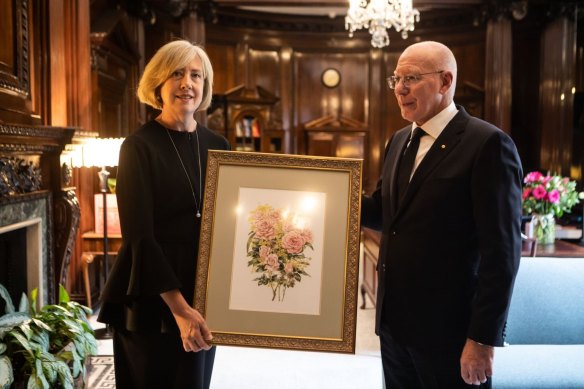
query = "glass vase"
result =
(532, 213, 555, 245)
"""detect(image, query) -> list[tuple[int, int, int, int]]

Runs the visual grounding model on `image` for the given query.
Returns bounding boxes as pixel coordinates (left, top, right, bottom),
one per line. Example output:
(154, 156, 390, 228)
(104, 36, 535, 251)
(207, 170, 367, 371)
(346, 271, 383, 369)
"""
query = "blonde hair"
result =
(137, 40, 214, 111)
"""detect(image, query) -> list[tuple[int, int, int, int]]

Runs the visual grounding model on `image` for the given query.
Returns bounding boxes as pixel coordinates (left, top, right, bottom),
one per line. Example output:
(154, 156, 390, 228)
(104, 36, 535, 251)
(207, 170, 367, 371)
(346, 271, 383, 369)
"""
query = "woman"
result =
(98, 40, 230, 388)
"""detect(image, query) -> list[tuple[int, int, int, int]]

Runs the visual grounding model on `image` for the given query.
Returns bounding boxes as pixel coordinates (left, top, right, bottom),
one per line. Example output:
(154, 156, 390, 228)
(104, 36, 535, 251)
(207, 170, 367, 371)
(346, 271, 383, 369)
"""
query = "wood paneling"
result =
(206, 44, 236, 94)
(485, 16, 512, 133)
(539, 16, 576, 177)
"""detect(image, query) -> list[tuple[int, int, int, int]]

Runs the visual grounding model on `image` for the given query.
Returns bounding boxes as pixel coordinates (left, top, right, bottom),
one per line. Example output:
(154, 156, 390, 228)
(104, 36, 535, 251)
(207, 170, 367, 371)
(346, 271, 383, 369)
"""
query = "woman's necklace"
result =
(165, 127, 203, 218)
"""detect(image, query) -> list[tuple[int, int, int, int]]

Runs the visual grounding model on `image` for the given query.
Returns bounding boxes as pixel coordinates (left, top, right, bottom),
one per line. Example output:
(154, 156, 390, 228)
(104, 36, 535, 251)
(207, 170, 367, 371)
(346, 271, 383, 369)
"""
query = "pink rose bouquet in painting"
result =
(247, 204, 314, 301)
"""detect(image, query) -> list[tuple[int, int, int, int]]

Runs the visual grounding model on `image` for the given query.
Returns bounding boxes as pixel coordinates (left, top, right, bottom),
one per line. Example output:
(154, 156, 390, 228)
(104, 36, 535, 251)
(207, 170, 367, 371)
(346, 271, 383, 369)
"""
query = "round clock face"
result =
(322, 68, 341, 88)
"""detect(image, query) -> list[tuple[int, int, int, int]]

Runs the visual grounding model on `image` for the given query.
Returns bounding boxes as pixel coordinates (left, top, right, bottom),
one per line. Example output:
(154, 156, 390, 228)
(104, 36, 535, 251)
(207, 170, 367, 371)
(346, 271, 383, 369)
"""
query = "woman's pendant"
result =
(196, 211, 201, 218)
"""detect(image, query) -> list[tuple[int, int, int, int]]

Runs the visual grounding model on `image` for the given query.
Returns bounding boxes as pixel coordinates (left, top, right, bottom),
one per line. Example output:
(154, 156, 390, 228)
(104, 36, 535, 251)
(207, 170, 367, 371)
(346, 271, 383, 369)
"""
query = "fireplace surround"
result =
(0, 123, 78, 305)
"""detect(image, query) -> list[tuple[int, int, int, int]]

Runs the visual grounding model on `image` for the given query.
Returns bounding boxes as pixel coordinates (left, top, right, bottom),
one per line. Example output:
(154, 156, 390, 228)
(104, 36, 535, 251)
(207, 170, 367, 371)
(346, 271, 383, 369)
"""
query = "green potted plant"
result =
(0, 284, 97, 388)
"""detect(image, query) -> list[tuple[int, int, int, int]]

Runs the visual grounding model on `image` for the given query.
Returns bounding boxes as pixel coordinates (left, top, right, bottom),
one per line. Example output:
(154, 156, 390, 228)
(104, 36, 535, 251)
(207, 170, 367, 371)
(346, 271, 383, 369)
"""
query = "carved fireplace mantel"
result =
(0, 122, 78, 304)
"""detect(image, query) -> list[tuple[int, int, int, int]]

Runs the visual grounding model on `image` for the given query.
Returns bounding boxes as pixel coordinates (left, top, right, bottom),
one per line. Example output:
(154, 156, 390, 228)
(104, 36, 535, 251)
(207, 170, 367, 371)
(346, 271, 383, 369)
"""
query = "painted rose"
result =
(266, 254, 279, 272)
(253, 218, 277, 240)
(259, 245, 271, 258)
(281, 230, 306, 254)
(246, 204, 315, 302)
(284, 262, 294, 274)
(301, 228, 313, 244)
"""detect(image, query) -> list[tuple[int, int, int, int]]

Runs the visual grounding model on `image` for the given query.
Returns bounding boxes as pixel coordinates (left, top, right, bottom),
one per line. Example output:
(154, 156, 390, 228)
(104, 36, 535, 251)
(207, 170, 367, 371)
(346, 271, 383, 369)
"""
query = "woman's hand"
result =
(161, 289, 213, 352)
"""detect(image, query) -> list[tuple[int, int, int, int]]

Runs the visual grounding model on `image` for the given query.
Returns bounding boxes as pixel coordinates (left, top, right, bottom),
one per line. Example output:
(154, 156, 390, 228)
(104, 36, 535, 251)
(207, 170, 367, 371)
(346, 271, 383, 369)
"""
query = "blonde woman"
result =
(98, 40, 229, 388)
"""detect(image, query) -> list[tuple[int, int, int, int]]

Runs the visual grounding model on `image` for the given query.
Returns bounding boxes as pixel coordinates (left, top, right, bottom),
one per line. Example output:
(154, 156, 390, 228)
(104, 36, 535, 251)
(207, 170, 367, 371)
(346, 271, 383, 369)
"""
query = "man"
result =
(361, 41, 522, 388)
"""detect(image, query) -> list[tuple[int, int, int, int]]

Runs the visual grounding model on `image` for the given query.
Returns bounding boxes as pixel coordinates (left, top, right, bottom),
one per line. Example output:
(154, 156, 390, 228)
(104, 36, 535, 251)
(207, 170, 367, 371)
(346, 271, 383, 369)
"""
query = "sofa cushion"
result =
(505, 257, 584, 345)
(493, 345, 584, 389)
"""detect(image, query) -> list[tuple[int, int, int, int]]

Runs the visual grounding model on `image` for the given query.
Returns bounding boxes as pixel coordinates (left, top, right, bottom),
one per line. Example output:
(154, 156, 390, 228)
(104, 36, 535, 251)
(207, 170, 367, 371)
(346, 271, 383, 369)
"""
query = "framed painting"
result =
(194, 150, 362, 353)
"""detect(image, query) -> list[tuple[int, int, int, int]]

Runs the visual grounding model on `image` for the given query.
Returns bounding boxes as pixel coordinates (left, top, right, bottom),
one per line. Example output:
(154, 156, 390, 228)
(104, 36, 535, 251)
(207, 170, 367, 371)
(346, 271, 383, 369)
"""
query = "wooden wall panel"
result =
(249, 49, 280, 95)
(293, 52, 369, 127)
(539, 16, 576, 176)
(0, 0, 42, 125)
(485, 17, 512, 133)
(48, 0, 68, 126)
(206, 44, 236, 94)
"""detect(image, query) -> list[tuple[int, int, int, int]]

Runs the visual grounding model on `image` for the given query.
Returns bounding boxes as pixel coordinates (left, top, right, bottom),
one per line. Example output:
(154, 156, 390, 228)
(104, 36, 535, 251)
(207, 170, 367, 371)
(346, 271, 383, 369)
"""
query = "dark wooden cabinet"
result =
(208, 85, 283, 153)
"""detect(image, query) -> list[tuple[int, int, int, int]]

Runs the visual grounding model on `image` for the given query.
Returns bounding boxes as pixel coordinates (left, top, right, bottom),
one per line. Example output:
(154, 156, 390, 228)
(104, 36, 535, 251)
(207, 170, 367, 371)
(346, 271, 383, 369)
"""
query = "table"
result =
(532, 239, 584, 258)
(81, 231, 122, 309)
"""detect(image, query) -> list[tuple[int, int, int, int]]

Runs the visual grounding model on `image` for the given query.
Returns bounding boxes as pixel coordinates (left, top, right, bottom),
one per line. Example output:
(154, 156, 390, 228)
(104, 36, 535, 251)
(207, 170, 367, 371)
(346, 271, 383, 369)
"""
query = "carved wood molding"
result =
(54, 189, 80, 288)
(0, 123, 76, 152)
(0, 0, 29, 97)
(0, 156, 42, 197)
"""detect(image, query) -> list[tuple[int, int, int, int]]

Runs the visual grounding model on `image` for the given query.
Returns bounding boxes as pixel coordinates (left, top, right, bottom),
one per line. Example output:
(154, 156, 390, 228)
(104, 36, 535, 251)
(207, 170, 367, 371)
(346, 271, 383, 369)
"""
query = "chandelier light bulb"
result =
(345, 0, 420, 48)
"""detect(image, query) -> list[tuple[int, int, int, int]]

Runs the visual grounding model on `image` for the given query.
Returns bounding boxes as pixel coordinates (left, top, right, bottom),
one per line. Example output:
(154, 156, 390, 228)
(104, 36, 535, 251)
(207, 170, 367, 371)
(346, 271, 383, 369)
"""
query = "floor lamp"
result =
(82, 138, 124, 339)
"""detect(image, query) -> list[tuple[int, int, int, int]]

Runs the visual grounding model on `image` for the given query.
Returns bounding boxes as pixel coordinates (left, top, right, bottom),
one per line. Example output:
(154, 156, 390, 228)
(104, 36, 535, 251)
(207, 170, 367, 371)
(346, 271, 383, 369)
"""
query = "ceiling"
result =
(137, 0, 486, 20)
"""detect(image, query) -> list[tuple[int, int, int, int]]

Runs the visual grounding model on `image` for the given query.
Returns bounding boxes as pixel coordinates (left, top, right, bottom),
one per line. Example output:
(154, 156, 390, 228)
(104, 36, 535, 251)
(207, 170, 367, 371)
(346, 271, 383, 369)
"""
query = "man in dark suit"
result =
(361, 41, 523, 388)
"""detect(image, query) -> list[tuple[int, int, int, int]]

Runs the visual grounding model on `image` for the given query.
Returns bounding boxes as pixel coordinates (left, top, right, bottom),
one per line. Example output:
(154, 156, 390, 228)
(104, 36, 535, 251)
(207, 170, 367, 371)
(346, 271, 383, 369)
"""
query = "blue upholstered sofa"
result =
(493, 257, 584, 388)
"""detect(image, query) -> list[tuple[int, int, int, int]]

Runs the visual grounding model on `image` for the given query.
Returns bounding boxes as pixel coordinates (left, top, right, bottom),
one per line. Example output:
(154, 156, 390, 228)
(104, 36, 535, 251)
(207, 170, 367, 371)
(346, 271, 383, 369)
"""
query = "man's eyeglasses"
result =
(387, 71, 444, 89)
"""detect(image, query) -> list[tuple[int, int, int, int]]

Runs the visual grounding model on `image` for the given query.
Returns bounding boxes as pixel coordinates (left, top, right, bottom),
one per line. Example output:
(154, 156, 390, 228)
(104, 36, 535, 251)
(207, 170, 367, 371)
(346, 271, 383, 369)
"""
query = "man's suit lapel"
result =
(394, 108, 470, 217)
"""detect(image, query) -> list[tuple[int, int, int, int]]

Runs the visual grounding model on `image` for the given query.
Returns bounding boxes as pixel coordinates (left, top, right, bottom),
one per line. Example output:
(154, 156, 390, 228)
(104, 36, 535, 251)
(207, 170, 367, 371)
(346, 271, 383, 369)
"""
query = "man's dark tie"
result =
(397, 127, 425, 203)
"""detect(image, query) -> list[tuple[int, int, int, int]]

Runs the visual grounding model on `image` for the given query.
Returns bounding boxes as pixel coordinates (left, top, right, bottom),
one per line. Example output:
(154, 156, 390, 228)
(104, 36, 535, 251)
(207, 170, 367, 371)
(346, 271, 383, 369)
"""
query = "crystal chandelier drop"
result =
(345, 0, 420, 48)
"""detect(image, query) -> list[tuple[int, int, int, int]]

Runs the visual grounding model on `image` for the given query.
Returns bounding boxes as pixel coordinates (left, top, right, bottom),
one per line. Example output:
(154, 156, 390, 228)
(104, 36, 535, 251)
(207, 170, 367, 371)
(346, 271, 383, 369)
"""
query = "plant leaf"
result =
(0, 312, 30, 328)
(18, 292, 29, 313)
(0, 356, 14, 388)
(0, 285, 14, 314)
(29, 288, 38, 316)
(59, 285, 70, 304)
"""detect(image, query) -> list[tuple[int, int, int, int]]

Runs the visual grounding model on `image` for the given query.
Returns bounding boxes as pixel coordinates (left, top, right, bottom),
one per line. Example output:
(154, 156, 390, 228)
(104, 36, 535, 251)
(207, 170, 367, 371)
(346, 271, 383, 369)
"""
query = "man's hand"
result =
(460, 338, 494, 385)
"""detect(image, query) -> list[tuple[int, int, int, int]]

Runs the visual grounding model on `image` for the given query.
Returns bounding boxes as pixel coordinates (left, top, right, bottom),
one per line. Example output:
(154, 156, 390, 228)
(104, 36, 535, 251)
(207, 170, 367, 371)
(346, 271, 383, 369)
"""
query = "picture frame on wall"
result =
(194, 150, 362, 353)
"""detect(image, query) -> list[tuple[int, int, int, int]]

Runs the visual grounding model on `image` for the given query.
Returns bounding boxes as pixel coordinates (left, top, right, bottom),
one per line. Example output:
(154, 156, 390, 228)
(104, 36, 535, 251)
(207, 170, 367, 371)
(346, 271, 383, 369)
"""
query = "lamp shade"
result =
(81, 138, 124, 168)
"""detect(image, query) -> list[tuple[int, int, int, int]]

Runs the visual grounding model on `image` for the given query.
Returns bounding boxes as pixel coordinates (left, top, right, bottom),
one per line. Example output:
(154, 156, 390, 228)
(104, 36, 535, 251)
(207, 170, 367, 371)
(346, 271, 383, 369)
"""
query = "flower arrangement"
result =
(522, 171, 583, 218)
(246, 204, 314, 302)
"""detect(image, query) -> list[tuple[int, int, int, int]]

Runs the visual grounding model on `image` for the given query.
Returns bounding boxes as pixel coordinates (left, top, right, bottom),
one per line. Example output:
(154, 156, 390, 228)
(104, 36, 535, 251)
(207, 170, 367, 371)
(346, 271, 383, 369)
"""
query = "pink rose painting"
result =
(246, 204, 314, 302)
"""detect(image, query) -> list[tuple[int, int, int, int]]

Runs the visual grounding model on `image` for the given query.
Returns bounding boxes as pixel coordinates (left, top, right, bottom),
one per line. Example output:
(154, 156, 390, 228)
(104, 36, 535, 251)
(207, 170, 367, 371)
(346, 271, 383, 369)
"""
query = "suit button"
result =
(382, 264, 386, 271)
(391, 231, 396, 235)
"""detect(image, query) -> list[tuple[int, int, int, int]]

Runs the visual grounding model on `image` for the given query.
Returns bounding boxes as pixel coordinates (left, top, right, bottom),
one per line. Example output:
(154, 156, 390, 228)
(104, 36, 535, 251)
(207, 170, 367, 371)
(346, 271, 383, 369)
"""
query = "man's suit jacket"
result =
(362, 106, 523, 349)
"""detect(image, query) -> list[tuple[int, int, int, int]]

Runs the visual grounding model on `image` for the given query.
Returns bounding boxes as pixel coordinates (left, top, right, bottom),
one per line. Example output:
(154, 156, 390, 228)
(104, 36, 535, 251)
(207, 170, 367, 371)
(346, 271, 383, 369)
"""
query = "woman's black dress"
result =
(97, 120, 230, 388)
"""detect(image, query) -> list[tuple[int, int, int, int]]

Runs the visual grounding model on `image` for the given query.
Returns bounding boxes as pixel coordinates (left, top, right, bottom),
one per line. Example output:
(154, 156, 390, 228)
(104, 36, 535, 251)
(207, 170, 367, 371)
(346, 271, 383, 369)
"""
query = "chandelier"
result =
(345, 0, 420, 48)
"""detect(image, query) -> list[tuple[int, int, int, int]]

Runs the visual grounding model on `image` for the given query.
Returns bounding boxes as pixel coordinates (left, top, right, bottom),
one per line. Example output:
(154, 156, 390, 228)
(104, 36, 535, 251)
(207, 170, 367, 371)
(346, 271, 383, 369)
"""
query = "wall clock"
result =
(322, 68, 341, 88)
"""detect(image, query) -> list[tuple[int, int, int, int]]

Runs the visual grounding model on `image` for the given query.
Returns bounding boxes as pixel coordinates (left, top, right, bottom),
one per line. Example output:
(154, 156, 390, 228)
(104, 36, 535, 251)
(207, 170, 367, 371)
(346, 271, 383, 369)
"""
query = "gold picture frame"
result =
(194, 150, 362, 353)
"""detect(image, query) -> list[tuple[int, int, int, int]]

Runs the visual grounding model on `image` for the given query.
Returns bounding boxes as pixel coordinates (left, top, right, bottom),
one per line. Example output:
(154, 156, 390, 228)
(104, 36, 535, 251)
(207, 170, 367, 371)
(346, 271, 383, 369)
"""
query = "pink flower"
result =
(259, 245, 271, 259)
(301, 228, 313, 244)
(284, 262, 294, 274)
(547, 189, 560, 204)
(281, 231, 306, 254)
(253, 218, 277, 240)
(522, 188, 531, 200)
(532, 185, 547, 200)
(266, 254, 279, 272)
(524, 171, 543, 183)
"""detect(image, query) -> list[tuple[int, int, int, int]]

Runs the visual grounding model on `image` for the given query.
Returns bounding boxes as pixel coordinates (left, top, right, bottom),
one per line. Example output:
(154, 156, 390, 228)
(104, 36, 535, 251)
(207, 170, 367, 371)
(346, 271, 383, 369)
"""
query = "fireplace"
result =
(0, 192, 51, 306)
(0, 123, 78, 305)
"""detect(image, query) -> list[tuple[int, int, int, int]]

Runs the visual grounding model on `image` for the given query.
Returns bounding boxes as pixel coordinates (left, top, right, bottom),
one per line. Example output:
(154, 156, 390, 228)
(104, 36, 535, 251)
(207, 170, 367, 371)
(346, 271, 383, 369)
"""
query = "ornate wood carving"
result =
(0, 157, 42, 197)
(0, 0, 30, 97)
(54, 189, 80, 289)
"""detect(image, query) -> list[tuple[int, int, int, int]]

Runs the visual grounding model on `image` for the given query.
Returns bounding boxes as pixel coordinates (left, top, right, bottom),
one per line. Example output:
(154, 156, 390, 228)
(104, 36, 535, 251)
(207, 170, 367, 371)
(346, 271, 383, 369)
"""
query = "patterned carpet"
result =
(87, 356, 115, 388)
